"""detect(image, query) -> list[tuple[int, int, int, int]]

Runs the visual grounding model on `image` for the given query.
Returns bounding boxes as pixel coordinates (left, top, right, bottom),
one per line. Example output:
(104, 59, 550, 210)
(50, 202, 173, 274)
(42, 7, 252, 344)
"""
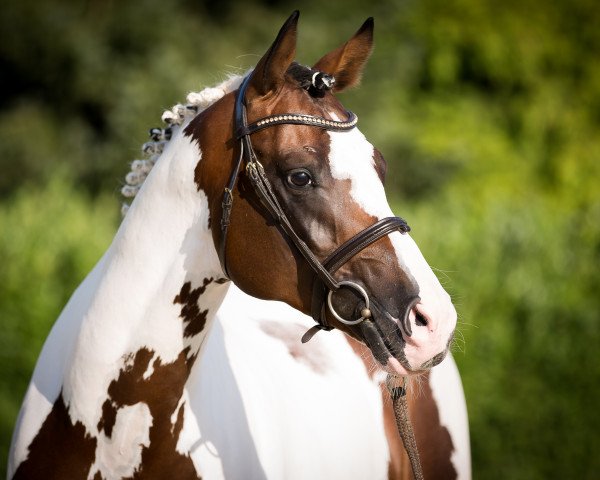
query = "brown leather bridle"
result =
(218, 72, 411, 341)
(218, 72, 424, 479)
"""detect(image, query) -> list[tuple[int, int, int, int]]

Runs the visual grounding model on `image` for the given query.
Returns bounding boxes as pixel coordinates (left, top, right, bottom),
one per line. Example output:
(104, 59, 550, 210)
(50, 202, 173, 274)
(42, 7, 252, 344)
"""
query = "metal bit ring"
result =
(327, 281, 371, 325)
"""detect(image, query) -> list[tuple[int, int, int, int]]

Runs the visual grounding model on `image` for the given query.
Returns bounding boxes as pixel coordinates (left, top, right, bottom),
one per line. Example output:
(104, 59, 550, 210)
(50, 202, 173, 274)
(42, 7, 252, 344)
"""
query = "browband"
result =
(236, 111, 358, 138)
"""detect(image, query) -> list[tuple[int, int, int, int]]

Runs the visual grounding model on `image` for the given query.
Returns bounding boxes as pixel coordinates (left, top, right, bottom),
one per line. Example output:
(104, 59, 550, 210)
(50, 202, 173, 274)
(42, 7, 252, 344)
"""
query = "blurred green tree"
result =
(0, 176, 118, 474)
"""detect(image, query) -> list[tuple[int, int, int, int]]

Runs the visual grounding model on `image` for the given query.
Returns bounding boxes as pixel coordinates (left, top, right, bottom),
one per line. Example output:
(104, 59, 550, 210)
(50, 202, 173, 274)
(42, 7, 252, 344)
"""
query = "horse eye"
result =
(286, 169, 313, 188)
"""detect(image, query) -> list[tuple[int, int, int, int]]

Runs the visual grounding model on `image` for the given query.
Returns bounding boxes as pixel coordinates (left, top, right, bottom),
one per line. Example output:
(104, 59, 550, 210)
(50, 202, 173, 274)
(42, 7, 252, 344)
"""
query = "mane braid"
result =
(120, 74, 245, 216)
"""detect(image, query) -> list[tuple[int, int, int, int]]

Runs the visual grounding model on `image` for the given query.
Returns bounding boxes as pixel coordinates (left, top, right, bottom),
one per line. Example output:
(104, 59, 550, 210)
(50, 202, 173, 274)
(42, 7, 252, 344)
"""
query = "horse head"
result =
(188, 12, 456, 376)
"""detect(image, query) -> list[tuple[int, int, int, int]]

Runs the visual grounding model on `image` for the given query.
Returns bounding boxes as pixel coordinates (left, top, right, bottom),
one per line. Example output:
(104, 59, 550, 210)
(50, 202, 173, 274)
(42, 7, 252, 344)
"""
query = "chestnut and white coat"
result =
(8, 12, 470, 480)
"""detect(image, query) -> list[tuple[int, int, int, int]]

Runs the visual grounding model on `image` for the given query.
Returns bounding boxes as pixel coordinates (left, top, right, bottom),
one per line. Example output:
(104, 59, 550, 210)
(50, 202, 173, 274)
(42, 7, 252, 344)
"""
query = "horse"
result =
(8, 12, 470, 480)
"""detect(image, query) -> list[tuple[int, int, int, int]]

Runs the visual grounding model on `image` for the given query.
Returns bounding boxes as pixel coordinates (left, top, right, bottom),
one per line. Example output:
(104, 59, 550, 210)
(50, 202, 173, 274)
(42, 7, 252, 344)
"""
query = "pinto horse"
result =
(8, 12, 470, 480)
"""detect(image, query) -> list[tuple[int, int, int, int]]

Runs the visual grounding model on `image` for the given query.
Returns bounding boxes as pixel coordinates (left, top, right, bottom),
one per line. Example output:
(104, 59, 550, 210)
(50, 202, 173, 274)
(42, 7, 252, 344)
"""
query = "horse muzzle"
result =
(356, 295, 456, 376)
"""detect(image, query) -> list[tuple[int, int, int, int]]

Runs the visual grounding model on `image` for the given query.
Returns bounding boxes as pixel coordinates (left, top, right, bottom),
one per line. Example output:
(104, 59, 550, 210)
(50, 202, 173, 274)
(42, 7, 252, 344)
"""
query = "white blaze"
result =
(327, 127, 440, 289)
(327, 128, 456, 367)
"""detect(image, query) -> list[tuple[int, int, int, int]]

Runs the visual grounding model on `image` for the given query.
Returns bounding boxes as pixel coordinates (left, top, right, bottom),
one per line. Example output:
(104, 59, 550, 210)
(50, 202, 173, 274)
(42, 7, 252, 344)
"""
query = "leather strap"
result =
(387, 374, 424, 480)
(310, 217, 410, 328)
(323, 216, 410, 272)
(219, 141, 245, 279)
(219, 73, 357, 286)
(219, 72, 411, 335)
(245, 159, 339, 291)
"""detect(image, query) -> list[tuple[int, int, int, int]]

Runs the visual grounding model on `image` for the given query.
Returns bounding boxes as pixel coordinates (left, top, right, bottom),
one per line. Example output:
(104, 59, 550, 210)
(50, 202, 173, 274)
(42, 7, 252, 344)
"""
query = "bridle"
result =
(218, 71, 424, 480)
(219, 72, 411, 339)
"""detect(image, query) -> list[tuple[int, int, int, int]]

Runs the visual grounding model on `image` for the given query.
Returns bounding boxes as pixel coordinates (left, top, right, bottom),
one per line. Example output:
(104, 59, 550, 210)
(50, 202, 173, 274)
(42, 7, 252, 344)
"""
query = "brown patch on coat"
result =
(13, 392, 97, 479)
(405, 372, 456, 480)
(102, 347, 200, 479)
(97, 399, 118, 438)
(345, 336, 456, 480)
(174, 279, 213, 337)
(260, 320, 330, 374)
(13, 349, 202, 479)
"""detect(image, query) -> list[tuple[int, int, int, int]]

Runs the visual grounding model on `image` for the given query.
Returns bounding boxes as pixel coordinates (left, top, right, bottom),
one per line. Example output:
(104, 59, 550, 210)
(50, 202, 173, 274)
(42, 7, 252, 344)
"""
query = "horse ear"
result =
(312, 18, 374, 93)
(247, 11, 299, 100)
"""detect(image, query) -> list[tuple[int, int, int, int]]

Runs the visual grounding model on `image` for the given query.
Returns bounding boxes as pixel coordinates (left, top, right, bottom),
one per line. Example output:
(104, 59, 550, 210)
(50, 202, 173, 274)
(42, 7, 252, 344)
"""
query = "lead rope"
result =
(386, 374, 424, 480)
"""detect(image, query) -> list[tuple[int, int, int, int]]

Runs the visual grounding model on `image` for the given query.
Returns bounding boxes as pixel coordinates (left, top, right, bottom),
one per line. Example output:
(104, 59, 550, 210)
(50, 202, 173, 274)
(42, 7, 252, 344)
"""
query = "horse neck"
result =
(61, 123, 229, 433)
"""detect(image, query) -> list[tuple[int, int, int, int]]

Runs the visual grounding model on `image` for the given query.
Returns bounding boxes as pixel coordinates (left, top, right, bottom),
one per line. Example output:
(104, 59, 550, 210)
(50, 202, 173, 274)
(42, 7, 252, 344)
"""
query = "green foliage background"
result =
(1, 0, 598, 477)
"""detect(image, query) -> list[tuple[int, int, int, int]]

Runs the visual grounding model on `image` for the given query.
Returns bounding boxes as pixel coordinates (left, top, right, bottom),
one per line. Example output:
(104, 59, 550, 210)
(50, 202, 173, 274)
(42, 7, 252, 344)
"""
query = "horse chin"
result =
(357, 316, 414, 377)
(384, 357, 412, 376)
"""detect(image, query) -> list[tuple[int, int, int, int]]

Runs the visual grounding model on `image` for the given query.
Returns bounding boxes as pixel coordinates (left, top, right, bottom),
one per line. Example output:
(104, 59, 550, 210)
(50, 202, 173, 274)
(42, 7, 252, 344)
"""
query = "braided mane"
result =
(120, 74, 244, 216)
(120, 63, 330, 216)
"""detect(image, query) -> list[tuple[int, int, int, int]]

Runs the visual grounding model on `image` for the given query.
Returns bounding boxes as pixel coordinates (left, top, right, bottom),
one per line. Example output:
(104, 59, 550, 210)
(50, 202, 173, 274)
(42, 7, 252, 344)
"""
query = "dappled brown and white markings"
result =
(13, 279, 219, 479)
(85, 278, 221, 479)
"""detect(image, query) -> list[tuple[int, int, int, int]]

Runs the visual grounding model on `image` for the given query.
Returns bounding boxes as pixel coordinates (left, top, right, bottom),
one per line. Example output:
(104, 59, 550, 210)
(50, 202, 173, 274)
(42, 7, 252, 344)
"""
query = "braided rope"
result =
(387, 374, 424, 480)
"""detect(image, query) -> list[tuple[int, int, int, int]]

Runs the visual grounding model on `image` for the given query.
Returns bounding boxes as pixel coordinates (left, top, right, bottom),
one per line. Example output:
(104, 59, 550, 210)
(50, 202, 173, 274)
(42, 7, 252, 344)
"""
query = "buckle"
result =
(221, 188, 233, 231)
(222, 188, 233, 207)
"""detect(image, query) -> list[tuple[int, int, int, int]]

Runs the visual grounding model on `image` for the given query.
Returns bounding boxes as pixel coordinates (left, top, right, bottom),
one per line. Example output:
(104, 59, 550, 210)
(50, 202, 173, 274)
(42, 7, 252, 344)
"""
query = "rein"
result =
(218, 72, 422, 479)
(387, 375, 425, 480)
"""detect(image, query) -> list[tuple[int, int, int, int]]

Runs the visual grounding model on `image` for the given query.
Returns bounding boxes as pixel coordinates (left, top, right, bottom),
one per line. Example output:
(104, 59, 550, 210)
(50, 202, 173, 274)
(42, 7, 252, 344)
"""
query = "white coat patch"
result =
(89, 402, 152, 480)
(430, 355, 472, 479)
(326, 128, 457, 368)
(328, 129, 393, 219)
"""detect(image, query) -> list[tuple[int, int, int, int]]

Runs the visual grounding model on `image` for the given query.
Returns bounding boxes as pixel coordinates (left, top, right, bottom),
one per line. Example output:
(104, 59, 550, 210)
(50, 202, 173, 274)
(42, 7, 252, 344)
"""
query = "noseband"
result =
(219, 73, 411, 340)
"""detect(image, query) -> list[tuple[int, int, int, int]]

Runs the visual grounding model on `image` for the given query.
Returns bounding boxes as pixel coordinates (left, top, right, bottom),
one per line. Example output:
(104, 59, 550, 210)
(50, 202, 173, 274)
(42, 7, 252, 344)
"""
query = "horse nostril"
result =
(415, 310, 428, 327)
(399, 297, 421, 337)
